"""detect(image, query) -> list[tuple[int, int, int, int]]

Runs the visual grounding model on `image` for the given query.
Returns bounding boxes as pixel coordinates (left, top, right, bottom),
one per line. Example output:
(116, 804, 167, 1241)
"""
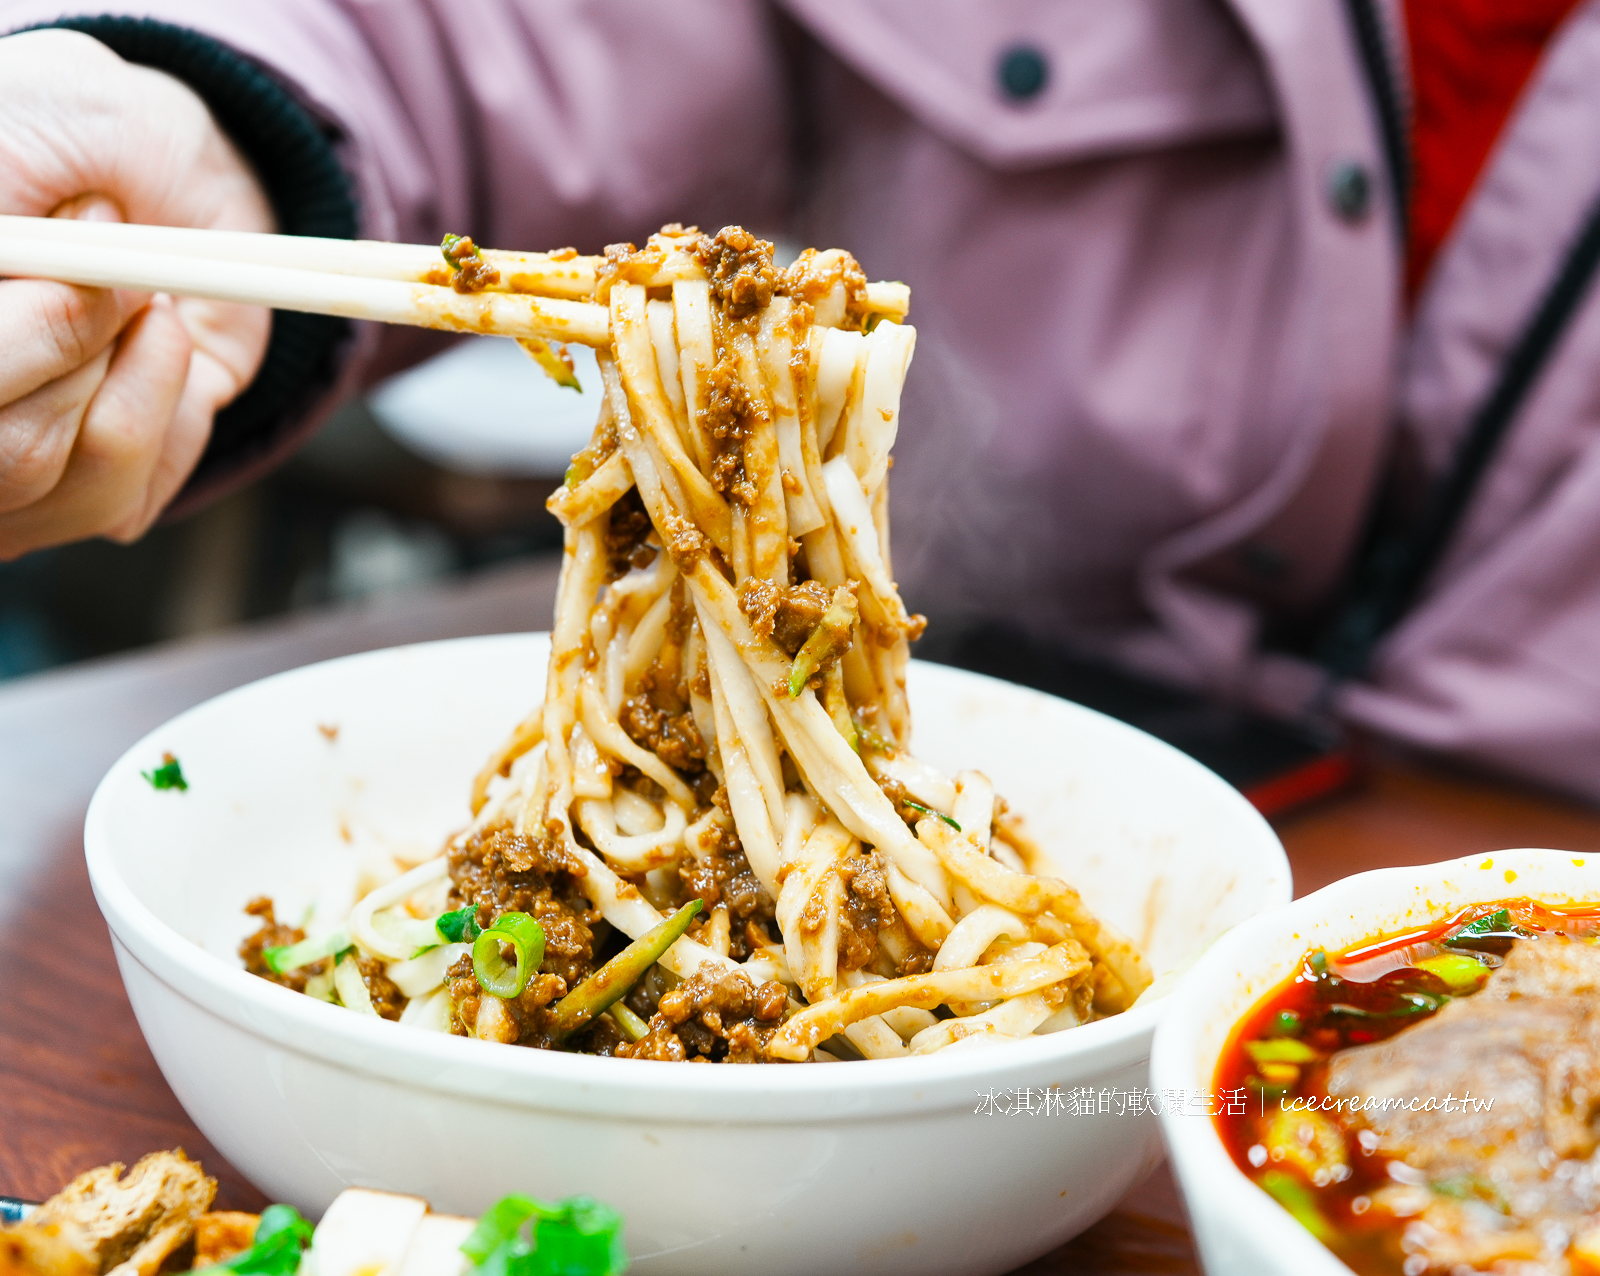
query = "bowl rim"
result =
(1151, 847, 1600, 1276)
(87, 632, 1289, 1123)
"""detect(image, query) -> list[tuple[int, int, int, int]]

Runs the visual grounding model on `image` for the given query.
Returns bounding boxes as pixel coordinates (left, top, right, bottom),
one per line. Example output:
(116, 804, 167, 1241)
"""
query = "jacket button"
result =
(997, 45, 1050, 102)
(1327, 161, 1372, 223)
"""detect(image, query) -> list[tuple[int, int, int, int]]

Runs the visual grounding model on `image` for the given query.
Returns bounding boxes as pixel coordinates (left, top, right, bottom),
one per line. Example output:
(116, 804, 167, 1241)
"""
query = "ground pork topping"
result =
(620, 966, 788, 1063)
(678, 817, 777, 960)
(603, 489, 657, 580)
(694, 226, 779, 318)
(738, 578, 835, 656)
(448, 823, 599, 991)
(356, 954, 406, 1021)
(836, 848, 893, 971)
(238, 896, 325, 993)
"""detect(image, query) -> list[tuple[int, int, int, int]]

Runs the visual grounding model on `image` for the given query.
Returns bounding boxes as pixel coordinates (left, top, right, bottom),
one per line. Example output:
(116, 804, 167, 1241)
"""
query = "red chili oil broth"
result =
(1212, 898, 1600, 1276)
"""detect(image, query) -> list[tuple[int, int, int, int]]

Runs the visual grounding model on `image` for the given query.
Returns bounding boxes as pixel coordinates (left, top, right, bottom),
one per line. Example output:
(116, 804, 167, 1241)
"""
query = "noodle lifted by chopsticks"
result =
(449, 225, 1150, 1061)
(240, 225, 1150, 1061)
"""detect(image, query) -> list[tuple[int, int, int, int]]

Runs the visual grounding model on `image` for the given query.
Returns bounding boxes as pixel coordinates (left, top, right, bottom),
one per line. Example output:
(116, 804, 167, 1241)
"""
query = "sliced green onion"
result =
(333, 952, 378, 1016)
(265, 928, 351, 975)
(786, 587, 858, 698)
(1244, 1038, 1316, 1065)
(435, 906, 483, 945)
(473, 912, 546, 999)
(821, 666, 856, 751)
(303, 967, 337, 1003)
(195, 1203, 312, 1276)
(903, 798, 960, 832)
(370, 908, 447, 958)
(549, 900, 702, 1043)
(518, 336, 582, 390)
(608, 1001, 650, 1043)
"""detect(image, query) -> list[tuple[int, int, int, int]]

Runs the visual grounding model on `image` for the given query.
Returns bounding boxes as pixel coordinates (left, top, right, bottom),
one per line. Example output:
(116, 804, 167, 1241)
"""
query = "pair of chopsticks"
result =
(0, 214, 611, 345)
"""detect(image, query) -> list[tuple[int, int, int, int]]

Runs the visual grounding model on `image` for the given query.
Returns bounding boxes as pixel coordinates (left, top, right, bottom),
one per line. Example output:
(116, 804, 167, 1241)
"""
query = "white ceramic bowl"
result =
(86, 634, 1288, 1276)
(1153, 847, 1600, 1276)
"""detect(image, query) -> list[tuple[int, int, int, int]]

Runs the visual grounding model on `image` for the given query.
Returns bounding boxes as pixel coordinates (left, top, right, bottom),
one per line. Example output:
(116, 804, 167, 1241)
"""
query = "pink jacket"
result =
(6, 0, 1600, 801)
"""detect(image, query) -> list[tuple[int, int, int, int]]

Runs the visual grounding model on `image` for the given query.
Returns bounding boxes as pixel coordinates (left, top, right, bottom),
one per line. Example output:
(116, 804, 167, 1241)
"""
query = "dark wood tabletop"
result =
(6, 562, 1600, 1275)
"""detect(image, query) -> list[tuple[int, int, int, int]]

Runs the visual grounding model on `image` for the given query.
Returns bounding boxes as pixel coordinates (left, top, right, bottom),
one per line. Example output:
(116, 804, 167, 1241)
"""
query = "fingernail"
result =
(52, 193, 125, 223)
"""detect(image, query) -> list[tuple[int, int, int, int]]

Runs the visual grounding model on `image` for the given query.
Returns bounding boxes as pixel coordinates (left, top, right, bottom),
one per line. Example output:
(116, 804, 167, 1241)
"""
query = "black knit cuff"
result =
(25, 16, 359, 497)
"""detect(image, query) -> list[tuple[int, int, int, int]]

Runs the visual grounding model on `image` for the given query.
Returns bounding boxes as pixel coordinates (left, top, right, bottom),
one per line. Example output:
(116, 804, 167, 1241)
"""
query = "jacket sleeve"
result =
(0, 0, 793, 508)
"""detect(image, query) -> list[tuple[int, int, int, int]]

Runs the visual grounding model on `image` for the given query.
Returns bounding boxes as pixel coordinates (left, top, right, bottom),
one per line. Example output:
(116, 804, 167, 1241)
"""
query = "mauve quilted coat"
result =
(7, 0, 1600, 800)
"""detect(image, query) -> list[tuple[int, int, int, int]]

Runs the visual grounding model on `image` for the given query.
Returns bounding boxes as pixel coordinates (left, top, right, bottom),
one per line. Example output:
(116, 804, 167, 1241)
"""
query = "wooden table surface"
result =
(6, 563, 1600, 1275)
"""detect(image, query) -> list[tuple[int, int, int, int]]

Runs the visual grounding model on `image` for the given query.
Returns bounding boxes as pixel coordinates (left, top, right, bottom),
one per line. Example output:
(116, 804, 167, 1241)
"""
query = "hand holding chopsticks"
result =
(0, 216, 612, 346)
(0, 215, 913, 346)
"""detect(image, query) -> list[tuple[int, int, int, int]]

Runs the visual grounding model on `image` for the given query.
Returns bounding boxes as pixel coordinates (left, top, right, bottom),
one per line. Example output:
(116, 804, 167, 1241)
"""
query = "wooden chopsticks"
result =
(0, 215, 610, 345)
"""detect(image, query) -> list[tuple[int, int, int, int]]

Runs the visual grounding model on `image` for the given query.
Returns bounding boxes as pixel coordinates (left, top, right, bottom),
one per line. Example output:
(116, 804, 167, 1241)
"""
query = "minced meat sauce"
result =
(356, 955, 406, 1022)
(678, 811, 776, 963)
(738, 578, 833, 656)
(621, 966, 788, 1063)
(448, 823, 599, 990)
(238, 896, 324, 993)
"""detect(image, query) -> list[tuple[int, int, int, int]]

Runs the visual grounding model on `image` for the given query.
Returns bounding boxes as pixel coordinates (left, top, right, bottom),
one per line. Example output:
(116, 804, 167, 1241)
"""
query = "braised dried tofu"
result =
(20, 1152, 215, 1276)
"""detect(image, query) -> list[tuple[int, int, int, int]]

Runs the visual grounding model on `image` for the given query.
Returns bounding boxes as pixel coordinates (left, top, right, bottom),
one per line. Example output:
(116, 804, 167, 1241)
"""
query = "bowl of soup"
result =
(1152, 848, 1600, 1276)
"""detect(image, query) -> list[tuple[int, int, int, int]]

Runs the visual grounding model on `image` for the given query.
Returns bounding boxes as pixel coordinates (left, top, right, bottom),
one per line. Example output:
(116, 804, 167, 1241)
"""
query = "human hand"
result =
(0, 27, 276, 558)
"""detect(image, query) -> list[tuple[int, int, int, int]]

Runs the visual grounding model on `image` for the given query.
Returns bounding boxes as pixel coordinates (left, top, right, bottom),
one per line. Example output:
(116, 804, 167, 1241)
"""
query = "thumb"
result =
(51, 192, 124, 224)
(51, 193, 151, 322)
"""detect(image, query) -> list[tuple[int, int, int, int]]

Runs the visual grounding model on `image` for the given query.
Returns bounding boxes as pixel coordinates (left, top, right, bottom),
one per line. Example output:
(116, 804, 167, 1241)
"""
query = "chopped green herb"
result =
(1306, 950, 1329, 979)
(436, 906, 484, 945)
(461, 1194, 626, 1276)
(195, 1204, 312, 1276)
(142, 753, 188, 792)
(903, 798, 960, 832)
(852, 719, 897, 756)
(1450, 907, 1528, 942)
(1459, 908, 1511, 936)
(1270, 1009, 1303, 1037)
(1328, 991, 1447, 1019)
(473, 912, 546, 1000)
(463, 1196, 543, 1265)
